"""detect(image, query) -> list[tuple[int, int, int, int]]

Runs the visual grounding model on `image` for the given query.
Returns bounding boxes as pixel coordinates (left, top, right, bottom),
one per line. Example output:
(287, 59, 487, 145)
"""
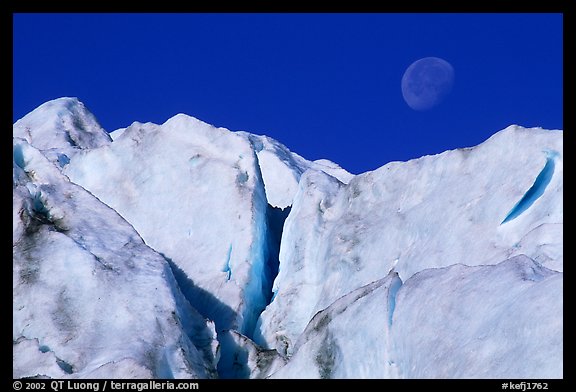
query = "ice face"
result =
(61, 110, 351, 346)
(13, 99, 562, 379)
(13, 139, 217, 379)
(390, 255, 562, 378)
(238, 132, 353, 209)
(13, 97, 111, 160)
(269, 272, 403, 379)
(256, 125, 563, 358)
(269, 255, 562, 379)
(63, 115, 268, 334)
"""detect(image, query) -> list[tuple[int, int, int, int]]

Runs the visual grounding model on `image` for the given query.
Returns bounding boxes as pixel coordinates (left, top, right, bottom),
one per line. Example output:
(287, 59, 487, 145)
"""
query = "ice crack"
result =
(501, 150, 557, 224)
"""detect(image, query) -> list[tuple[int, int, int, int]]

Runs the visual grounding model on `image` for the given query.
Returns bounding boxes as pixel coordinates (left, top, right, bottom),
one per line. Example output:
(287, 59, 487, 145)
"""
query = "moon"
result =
(401, 57, 455, 111)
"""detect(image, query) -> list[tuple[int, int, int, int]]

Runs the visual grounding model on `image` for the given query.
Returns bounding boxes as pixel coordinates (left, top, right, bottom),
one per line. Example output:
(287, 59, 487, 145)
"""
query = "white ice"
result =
(13, 98, 563, 379)
(256, 125, 563, 361)
(13, 138, 218, 379)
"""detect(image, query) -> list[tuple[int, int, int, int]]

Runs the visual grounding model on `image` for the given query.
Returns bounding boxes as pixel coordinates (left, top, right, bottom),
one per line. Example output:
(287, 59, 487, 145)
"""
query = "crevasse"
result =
(501, 150, 557, 224)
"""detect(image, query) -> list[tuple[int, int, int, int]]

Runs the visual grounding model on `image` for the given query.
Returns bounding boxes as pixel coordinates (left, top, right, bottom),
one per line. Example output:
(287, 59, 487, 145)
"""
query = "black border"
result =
(7, 1, 572, 388)
(5, 0, 571, 13)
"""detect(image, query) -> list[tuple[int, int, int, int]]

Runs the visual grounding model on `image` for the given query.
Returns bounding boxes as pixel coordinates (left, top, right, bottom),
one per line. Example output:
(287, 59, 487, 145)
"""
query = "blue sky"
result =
(13, 13, 562, 174)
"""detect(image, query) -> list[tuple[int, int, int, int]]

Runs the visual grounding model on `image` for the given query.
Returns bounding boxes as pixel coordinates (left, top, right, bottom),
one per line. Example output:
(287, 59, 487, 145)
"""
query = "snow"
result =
(13, 98, 562, 379)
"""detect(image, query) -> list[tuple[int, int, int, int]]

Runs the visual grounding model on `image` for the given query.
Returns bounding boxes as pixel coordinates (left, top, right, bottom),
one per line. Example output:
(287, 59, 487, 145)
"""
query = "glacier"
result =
(13, 138, 219, 378)
(13, 97, 562, 379)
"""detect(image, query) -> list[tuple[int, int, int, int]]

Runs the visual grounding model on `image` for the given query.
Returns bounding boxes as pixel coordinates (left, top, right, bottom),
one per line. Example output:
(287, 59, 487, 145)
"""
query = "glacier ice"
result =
(269, 255, 562, 379)
(238, 132, 353, 209)
(269, 272, 403, 378)
(13, 138, 218, 378)
(13, 97, 111, 168)
(13, 98, 562, 379)
(256, 125, 563, 357)
(63, 115, 274, 338)
(390, 255, 562, 378)
(501, 150, 557, 224)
